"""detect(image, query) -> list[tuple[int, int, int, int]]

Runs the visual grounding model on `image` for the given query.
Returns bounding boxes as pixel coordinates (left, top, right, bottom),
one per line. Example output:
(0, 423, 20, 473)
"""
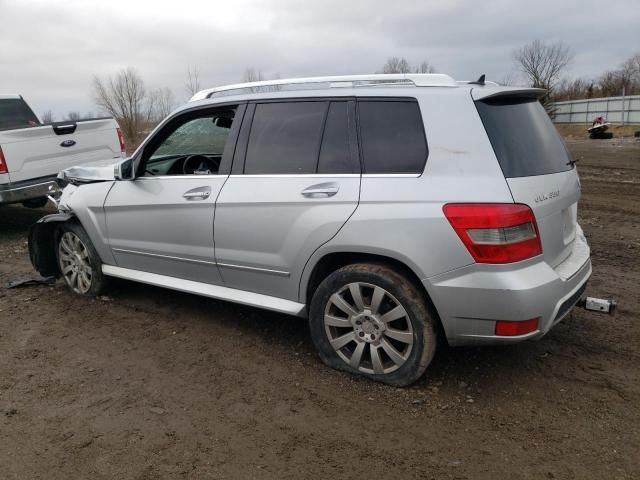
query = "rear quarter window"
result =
(358, 100, 427, 174)
(475, 97, 572, 178)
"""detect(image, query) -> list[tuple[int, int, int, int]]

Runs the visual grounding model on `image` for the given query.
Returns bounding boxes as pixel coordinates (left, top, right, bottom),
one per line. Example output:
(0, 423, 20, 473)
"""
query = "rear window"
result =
(0, 98, 40, 131)
(358, 100, 427, 174)
(476, 97, 572, 178)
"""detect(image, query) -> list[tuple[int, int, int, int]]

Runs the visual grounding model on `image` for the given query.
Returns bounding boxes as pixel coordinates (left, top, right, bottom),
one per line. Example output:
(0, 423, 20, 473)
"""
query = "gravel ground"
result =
(1, 139, 639, 479)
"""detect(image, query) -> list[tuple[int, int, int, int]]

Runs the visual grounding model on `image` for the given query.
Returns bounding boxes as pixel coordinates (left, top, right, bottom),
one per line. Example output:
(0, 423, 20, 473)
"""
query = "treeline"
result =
(553, 52, 640, 101)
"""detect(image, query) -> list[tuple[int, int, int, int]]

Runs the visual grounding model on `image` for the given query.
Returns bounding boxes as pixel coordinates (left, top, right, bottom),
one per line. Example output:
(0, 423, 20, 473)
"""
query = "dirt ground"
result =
(1, 139, 639, 479)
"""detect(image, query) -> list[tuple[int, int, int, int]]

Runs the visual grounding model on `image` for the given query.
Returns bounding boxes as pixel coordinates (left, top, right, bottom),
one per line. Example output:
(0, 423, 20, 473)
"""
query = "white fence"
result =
(553, 95, 640, 124)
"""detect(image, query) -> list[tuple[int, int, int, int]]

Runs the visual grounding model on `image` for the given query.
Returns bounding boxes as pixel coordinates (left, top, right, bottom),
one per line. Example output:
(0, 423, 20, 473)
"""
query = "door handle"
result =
(301, 182, 339, 198)
(183, 186, 211, 200)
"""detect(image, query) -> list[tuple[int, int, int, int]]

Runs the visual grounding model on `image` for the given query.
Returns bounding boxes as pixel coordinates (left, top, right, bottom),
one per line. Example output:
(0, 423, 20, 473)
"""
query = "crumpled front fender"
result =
(28, 213, 75, 277)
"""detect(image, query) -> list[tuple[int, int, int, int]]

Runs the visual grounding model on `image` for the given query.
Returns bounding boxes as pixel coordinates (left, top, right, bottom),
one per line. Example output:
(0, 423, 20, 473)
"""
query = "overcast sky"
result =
(1, 0, 638, 119)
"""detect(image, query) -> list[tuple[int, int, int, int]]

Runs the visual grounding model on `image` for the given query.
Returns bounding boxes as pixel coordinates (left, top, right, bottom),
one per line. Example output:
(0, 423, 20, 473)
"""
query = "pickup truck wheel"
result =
(22, 197, 49, 209)
(309, 263, 437, 387)
(56, 223, 107, 296)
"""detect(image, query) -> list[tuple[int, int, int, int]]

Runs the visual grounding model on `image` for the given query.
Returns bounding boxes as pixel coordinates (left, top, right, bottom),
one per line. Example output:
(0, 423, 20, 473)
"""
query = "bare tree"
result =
(381, 57, 412, 74)
(380, 57, 437, 74)
(146, 87, 176, 124)
(630, 53, 640, 79)
(597, 71, 624, 98)
(618, 53, 640, 94)
(93, 67, 146, 147)
(554, 77, 594, 101)
(185, 66, 201, 98)
(243, 68, 265, 83)
(513, 40, 572, 90)
(513, 40, 572, 114)
(41, 110, 54, 123)
(415, 61, 436, 74)
(498, 71, 519, 86)
(65, 112, 81, 121)
(589, 53, 640, 98)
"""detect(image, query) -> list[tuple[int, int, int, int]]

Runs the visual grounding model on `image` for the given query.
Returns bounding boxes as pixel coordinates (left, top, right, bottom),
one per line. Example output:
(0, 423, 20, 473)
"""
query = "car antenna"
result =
(470, 74, 486, 85)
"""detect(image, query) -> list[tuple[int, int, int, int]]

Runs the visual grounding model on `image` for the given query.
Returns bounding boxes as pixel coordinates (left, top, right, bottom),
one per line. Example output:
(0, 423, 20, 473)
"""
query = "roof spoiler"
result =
(471, 87, 546, 101)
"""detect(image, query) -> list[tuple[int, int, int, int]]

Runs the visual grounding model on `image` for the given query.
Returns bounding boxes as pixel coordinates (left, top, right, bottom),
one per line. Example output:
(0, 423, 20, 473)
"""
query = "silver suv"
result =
(29, 74, 591, 386)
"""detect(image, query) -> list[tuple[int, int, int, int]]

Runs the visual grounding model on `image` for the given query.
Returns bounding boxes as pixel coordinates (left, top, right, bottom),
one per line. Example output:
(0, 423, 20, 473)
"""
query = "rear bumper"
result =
(0, 176, 57, 205)
(426, 228, 592, 346)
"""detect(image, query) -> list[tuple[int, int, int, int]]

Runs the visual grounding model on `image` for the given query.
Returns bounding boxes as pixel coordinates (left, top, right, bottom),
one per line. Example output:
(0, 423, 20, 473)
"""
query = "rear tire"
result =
(55, 222, 107, 297)
(309, 263, 437, 386)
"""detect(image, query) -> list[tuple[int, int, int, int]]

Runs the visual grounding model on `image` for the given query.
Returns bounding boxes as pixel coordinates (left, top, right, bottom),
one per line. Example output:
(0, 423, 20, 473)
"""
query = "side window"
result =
(358, 100, 427, 174)
(317, 102, 354, 174)
(0, 98, 40, 131)
(143, 107, 237, 176)
(244, 102, 326, 174)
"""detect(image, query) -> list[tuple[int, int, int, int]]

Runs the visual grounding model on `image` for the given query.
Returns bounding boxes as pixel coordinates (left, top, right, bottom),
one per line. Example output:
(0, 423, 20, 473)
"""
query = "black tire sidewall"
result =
(309, 263, 437, 386)
(55, 222, 106, 297)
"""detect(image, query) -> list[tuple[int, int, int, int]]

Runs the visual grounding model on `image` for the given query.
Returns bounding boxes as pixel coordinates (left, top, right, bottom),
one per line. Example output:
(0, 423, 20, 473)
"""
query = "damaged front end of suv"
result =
(28, 159, 132, 278)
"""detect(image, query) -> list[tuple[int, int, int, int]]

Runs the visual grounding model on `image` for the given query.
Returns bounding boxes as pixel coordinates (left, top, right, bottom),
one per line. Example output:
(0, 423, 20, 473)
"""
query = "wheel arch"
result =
(301, 250, 444, 339)
(28, 212, 77, 277)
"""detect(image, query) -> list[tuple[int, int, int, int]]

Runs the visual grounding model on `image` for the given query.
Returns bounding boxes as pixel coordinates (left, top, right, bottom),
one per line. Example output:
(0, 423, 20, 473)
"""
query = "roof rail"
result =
(189, 73, 458, 101)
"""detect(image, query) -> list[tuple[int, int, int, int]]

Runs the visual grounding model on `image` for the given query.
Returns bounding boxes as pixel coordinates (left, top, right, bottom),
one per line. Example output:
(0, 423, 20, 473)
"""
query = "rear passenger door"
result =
(214, 99, 360, 301)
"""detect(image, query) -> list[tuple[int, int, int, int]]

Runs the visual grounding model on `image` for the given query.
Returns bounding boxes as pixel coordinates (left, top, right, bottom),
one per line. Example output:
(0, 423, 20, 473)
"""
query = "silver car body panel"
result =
(214, 174, 360, 299)
(58, 181, 117, 265)
(506, 170, 581, 267)
(103, 176, 227, 285)
(428, 227, 591, 346)
(45, 77, 591, 347)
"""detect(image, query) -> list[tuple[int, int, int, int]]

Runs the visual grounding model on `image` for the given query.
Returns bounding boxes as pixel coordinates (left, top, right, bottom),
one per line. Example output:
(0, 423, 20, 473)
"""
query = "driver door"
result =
(103, 104, 245, 285)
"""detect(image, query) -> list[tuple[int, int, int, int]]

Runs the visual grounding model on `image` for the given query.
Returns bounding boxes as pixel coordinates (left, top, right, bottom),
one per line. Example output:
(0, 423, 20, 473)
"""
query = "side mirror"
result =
(114, 158, 135, 181)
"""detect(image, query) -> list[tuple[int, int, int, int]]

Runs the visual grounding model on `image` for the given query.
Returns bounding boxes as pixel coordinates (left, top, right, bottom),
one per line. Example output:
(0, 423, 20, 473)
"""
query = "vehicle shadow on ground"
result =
(0, 204, 53, 238)
(107, 276, 558, 391)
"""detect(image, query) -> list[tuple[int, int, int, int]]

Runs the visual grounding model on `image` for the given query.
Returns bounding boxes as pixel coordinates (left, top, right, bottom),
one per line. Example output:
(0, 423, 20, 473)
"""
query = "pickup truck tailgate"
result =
(0, 118, 122, 183)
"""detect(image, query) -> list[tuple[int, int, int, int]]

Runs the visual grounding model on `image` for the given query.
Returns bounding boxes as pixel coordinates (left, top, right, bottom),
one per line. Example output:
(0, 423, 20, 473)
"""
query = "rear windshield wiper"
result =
(566, 158, 580, 167)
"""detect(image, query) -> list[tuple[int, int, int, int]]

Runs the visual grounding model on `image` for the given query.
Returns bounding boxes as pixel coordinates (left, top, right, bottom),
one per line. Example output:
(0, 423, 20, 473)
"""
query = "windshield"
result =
(0, 98, 41, 131)
(476, 97, 572, 178)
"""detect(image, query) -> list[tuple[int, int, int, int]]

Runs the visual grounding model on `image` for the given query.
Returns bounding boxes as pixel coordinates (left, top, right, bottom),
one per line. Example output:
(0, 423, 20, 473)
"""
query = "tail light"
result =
(495, 318, 540, 336)
(0, 146, 7, 174)
(116, 127, 126, 154)
(443, 203, 542, 263)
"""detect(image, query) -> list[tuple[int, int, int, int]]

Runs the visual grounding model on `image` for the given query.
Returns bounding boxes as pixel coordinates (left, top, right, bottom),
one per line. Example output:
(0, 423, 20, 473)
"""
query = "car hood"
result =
(57, 160, 118, 185)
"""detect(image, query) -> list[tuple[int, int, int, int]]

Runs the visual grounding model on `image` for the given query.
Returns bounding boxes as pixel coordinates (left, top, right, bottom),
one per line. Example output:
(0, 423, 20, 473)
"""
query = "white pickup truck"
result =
(0, 94, 125, 207)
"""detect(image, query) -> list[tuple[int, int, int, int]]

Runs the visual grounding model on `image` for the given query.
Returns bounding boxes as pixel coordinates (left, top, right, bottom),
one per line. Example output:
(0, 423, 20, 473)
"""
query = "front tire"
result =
(309, 263, 437, 386)
(56, 222, 107, 296)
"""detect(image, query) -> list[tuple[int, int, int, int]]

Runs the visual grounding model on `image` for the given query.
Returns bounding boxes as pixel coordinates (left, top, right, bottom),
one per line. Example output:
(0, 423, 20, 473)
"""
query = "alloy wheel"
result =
(58, 231, 93, 294)
(324, 282, 414, 374)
